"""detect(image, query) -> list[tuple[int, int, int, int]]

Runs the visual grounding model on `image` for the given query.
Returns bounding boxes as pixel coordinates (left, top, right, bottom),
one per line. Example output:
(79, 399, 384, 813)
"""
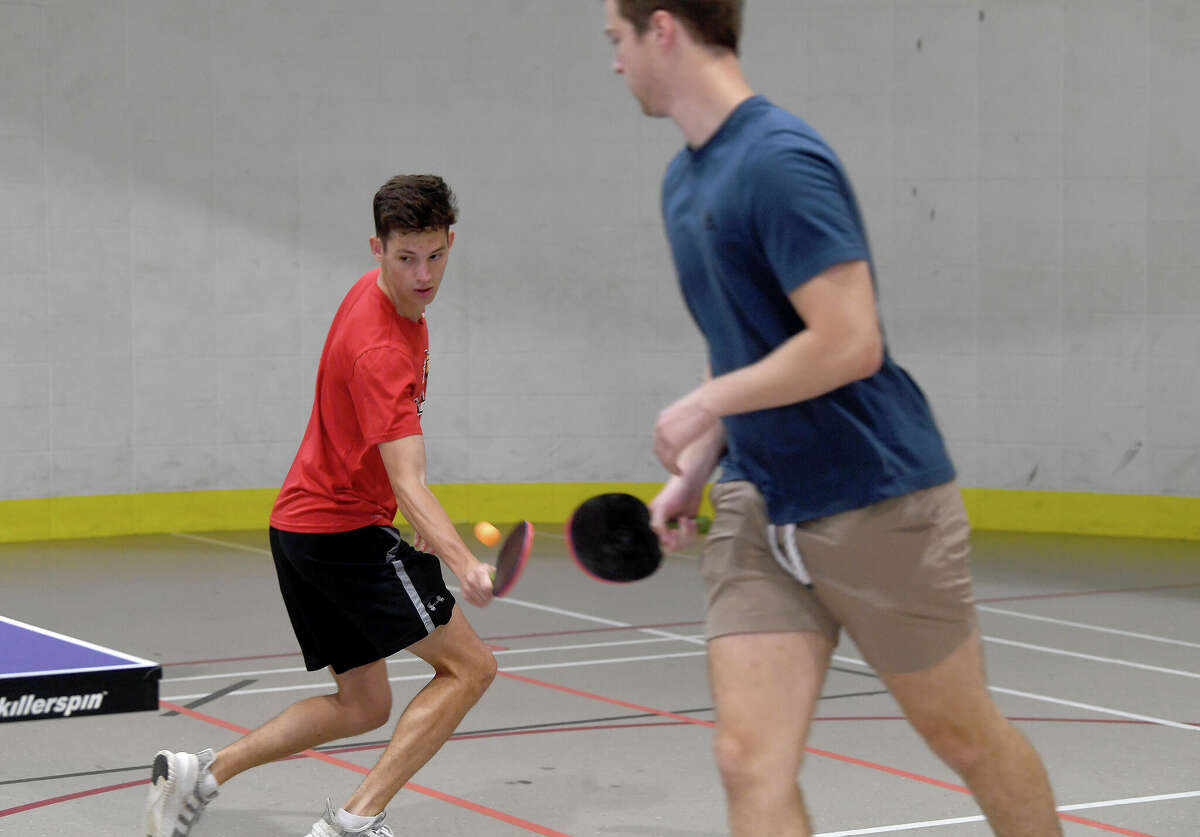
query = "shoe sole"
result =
(143, 751, 198, 837)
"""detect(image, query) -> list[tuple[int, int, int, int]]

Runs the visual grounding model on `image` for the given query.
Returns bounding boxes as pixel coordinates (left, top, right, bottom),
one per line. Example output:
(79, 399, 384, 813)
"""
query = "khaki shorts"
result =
(701, 480, 976, 674)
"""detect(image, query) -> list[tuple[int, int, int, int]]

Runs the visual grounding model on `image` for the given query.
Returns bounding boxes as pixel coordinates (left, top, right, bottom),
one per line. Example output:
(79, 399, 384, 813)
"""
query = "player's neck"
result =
(375, 272, 423, 323)
(669, 58, 754, 150)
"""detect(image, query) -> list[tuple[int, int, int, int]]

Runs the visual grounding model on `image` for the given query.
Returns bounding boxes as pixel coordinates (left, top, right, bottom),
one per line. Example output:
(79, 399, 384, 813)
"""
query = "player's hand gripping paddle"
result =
(490, 520, 534, 597)
(566, 493, 709, 583)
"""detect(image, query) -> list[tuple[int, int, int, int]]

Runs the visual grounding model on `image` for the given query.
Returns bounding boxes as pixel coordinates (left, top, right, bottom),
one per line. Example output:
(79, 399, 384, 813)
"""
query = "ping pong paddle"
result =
(565, 493, 710, 584)
(490, 520, 534, 597)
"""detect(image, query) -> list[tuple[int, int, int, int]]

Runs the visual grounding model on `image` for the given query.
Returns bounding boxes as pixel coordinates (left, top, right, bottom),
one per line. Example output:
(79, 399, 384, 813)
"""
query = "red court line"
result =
(324, 721, 693, 757)
(284, 712, 1200, 761)
(482, 620, 704, 643)
(0, 779, 148, 818)
(499, 671, 710, 726)
(302, 713, 1200, 767)
(806, 746, 969, 794)
(1054, 815, 1160, 837)
(0, 712, 1167, 835)
(451, 721, 689, 741)
(807, 742, 1162, 837)
(0, 720, 693, 818)
(495, 672, 1157, 836)
(157, 701, 573, 837)
(163, 651, 302, 667)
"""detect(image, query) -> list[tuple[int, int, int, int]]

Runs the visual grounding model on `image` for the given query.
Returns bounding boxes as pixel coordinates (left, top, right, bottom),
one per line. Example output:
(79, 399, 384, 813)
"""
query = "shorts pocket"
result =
(701, 481, 770, 581)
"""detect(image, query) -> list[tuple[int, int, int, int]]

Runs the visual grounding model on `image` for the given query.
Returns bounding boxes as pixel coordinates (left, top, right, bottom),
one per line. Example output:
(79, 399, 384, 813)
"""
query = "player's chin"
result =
(639, 99, 668, 119)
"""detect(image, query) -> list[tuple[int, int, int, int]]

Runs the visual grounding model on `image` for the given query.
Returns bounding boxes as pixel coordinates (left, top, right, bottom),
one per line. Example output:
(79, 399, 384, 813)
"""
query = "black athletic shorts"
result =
(269, 525, 456, 674)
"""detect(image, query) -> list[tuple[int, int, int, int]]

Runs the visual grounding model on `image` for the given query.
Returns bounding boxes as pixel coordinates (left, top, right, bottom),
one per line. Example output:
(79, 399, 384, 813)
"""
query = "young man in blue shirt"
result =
(601, 2, 1062, 835)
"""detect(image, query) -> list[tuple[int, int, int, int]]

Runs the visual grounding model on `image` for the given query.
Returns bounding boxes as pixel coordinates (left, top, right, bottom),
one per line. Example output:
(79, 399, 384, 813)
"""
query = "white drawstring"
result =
(766, 523, 812, 587)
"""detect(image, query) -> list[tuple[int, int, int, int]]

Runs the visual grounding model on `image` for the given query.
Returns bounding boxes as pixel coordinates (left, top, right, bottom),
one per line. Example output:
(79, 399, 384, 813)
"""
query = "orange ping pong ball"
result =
(474, 520, 501, 547)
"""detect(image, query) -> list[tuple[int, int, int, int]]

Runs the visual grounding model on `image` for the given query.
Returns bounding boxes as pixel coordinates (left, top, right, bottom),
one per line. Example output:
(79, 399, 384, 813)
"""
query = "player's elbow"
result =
(849, 330, 884, 381)
(390, 477, 427, 517)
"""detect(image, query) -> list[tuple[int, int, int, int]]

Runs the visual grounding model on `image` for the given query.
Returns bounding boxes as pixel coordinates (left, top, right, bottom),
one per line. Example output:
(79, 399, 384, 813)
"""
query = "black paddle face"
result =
(566, 493, 662, 583)
(492, 520, 533, 597)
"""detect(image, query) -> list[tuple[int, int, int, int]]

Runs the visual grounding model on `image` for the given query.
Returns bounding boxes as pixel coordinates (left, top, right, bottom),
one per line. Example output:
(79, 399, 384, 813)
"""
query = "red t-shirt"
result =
(270, 269, 429, 532)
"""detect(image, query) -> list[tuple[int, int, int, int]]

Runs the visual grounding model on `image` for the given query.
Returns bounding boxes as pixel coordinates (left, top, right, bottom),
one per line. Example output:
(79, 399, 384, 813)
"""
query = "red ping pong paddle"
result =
(490, 520, 534, 597)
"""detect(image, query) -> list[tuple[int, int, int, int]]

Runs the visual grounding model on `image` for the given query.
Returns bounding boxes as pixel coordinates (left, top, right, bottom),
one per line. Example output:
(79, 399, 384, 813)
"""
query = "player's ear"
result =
(649, 8, 674, 45)
(370, 235, 384, 262)
(445, 229, 455, 251)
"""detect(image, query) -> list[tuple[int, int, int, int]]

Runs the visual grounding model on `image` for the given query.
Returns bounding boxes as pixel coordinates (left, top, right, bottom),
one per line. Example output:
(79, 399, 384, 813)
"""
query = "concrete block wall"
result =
(1, 0, 1197, 501)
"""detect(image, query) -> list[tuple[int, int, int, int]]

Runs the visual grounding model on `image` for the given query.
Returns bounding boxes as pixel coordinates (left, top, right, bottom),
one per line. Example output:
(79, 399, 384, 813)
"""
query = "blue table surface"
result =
(0, 618, 150, 676)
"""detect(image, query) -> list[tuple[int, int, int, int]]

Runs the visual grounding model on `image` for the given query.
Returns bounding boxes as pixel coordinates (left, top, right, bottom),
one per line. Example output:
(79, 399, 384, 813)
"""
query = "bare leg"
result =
(210, 657, 395, 784)
(208, 604, 495, 802)
(881, 627, 1062, 836)
(340, 606, 496, 815)
(708, 631, 835, 837)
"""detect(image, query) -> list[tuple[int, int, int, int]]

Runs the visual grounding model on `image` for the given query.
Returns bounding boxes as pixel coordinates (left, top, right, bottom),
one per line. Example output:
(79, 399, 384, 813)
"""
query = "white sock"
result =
(198, 770, 219, 799)
(335, 808, 376, 831)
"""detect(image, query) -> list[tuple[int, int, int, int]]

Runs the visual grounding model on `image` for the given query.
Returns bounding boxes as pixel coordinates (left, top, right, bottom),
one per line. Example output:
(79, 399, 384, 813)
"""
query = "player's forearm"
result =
(392, 481, 476, 576)
(676, 419, 726, 486)
(698, 327, 882, 418)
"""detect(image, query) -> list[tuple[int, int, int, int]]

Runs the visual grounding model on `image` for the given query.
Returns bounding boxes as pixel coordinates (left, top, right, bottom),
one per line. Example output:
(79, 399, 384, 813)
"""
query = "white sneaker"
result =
(142, 749, 218, 837)
(305, 799, 394, 836)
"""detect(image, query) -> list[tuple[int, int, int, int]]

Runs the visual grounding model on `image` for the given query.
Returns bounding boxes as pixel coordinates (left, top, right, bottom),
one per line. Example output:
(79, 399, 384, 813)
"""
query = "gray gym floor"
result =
(0, 526, 1197, 836)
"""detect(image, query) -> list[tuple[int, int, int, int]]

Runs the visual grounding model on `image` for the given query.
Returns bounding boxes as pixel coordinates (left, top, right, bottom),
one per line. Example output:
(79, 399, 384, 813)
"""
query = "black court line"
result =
(0, 765, 152, 787)
(325, 687, 888, 752)
(0, 685, 891, 788)
(161, 679, 257, 716)
(320, 707, 722, 754)
(4, 703, 1188, 789)
(159, 621, 711, 666)
(0, 708, 718, 788)
(977, 581, 1200, 603)
(1, 688, 890, 788)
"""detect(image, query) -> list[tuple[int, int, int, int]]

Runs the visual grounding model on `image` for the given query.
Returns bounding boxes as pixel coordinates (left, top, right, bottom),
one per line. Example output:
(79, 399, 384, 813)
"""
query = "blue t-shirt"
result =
(662, 96, 955, 524)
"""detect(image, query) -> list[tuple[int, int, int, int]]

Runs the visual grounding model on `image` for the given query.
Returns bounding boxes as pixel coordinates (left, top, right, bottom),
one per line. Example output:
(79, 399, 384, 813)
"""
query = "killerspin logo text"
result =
(0, 691, 106, 719)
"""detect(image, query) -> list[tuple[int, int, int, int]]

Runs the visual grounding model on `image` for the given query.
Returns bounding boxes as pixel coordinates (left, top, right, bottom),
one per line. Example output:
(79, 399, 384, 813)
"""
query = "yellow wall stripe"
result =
(0, 484, 1197, 544)
(960, 488, 1200, 541)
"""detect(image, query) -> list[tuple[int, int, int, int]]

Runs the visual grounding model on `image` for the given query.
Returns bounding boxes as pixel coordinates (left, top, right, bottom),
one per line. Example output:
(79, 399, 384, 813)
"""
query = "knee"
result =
(713, 730, 778, 797)
(447, 645, 496, 701)
(468, 647, 498, 697)
(914, 714, 999, 776)
(337, 687, 392, 734)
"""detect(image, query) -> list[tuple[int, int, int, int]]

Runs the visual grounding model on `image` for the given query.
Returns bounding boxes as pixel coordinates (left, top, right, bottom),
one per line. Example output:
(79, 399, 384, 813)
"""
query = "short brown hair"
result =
(616, 0, 743, 54)
(373, 174, 458, 240)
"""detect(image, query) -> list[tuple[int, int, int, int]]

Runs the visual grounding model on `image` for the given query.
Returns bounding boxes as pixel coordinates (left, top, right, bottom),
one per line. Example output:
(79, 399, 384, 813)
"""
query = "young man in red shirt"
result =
(144, 175, 499, 837)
